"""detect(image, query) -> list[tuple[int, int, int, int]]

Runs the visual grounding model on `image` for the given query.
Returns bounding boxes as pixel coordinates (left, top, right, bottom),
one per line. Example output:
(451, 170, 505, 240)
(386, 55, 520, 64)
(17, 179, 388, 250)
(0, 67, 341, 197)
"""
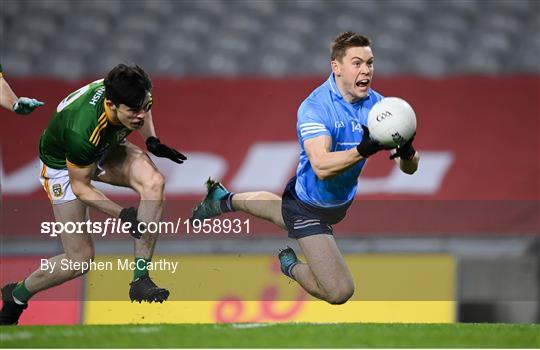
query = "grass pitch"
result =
(0, 323, 538, 348)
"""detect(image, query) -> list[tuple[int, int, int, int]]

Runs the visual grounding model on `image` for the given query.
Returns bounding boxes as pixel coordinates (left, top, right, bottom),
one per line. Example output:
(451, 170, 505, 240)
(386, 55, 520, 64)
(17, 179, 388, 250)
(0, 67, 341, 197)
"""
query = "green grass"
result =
(0, 323, 538, 348)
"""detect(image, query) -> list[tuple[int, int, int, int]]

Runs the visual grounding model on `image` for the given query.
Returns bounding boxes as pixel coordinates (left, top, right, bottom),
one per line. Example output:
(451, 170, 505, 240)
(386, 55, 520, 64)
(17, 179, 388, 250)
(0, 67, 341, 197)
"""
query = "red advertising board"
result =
(0, 257, 81, 324)
(1, 75, 538, 236)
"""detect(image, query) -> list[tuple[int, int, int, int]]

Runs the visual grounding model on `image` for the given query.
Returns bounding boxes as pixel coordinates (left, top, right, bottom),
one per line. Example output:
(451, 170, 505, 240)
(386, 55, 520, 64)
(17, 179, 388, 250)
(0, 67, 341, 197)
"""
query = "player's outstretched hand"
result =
(12, 97, 44, 115)
(119, 207, 145, 239)
(357, 125, 385, 158)
(389, 134, 416, 160)
(146, 136, 187, 164)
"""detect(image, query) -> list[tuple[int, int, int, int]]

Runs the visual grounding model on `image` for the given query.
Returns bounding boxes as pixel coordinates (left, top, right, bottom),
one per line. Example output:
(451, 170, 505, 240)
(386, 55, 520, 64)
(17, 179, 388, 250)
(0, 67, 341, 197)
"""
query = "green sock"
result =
(12, 280, 33, 304)
(133, 257, 150, 281)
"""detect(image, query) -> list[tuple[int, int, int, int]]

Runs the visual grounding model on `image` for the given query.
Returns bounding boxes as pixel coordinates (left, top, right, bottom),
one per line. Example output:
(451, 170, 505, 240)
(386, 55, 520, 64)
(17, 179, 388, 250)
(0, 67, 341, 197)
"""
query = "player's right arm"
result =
(299, 101, 365, 180)
(64, 130, 123, 217)
(67, 162, 123, 217)
(300, 101, 382, 180)
(64, 130, 144, 239)
(304, 135, 363, 180)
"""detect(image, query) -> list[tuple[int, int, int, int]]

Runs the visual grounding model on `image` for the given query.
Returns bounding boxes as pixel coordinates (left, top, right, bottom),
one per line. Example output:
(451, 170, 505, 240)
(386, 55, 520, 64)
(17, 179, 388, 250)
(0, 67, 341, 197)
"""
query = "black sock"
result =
(219, 193, 235, 213)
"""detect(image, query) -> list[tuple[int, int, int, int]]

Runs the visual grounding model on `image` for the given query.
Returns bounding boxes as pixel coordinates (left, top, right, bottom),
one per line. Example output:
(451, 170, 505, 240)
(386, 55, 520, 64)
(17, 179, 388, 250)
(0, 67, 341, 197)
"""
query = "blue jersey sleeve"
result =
(297, 100, 331, 143)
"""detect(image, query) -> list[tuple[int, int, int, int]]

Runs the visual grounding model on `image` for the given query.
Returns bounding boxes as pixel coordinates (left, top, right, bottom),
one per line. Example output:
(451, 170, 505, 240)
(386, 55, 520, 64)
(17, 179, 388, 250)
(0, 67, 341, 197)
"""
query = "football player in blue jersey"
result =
(191, 32, 419, 304)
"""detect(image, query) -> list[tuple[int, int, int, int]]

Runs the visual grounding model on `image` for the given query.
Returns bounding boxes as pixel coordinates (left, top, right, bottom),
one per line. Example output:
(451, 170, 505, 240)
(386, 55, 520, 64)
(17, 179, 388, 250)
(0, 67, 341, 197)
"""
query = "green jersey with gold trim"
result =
(39, 79, 132, 169)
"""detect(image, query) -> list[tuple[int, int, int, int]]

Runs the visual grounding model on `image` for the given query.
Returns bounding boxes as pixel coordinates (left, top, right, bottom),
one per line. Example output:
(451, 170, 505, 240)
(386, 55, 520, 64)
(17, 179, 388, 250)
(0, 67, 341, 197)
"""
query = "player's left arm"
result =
(138, 110, 187, 164)
(392, 150, 419, 174)
(138, 109, 156, 139)
(389, 136, 419, 175)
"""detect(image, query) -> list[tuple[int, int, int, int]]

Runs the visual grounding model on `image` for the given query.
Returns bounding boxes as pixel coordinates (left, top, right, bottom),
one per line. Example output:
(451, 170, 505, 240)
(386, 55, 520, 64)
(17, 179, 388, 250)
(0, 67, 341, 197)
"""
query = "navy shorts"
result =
(281, 177, 352, 239)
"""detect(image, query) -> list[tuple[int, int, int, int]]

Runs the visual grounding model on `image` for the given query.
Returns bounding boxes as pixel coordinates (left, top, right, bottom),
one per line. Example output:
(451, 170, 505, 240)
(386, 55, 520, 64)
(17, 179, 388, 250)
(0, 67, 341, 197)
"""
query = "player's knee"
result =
(67, 245, 95, 262)
(136, 163, 165, 197)
(143, 171, 165, 194)
(325, 283, 355, 305)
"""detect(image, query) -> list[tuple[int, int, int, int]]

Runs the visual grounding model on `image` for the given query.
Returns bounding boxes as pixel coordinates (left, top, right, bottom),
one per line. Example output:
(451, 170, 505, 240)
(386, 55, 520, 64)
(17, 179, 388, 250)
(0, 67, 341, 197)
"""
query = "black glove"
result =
(389, 134, 416, 160)
(146, 136, 187, 164)
(356, 125, 385, 158)
(119, 207, 145, 239)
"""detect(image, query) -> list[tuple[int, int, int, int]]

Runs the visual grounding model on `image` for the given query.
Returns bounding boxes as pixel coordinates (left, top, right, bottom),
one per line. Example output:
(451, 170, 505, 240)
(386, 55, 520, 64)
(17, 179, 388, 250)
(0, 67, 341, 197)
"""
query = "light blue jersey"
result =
(295, 74, 383, 208)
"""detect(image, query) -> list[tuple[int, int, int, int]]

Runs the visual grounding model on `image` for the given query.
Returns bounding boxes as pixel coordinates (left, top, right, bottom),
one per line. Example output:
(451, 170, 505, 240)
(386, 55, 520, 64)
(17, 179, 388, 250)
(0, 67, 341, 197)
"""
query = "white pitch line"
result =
(124, 326, 162, 333)
(0, 331, 33, 341)
(230, 323, 278, 329)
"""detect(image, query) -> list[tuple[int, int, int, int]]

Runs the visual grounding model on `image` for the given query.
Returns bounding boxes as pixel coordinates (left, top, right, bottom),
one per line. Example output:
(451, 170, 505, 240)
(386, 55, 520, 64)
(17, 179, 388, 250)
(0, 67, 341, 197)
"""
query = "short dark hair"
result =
(331, 31, 372, 62)
(104, 64, 152, 110)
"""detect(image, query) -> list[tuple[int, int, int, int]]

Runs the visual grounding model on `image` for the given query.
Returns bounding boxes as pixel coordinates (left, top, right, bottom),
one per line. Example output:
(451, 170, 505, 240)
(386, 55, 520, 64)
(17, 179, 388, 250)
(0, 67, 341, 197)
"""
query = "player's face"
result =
(332, 46, 374, 103)
(114, 93, 153, 130)
(116, 105, 146, 130)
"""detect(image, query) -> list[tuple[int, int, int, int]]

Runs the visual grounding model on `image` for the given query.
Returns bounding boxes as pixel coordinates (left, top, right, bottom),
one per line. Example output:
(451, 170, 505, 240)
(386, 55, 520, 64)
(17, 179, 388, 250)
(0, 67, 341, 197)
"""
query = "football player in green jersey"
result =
(0, 64, 186, 325)
(0, 64, 44, 115)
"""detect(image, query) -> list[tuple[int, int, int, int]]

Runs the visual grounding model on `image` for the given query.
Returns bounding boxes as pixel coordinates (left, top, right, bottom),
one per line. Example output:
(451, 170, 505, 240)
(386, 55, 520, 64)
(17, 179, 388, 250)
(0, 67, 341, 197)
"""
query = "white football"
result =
(367, 97, 417, 148)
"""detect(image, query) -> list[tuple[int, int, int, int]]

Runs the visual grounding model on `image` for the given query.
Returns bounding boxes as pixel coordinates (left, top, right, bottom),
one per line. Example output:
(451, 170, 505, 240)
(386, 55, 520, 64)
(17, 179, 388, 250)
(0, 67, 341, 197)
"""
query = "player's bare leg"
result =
(96, 142, 168, 302)
(233, 193, 354, 304)
(97, 142, 164, 258)
(293, 235, 354, 304)
(225, 194, 353, 303)
(231, 192, 286, 229)
(1, 199, 94, 325)
(24, 200, 94, 292)
(191, 178, 285, 228)
(190, 179, 353, 304)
